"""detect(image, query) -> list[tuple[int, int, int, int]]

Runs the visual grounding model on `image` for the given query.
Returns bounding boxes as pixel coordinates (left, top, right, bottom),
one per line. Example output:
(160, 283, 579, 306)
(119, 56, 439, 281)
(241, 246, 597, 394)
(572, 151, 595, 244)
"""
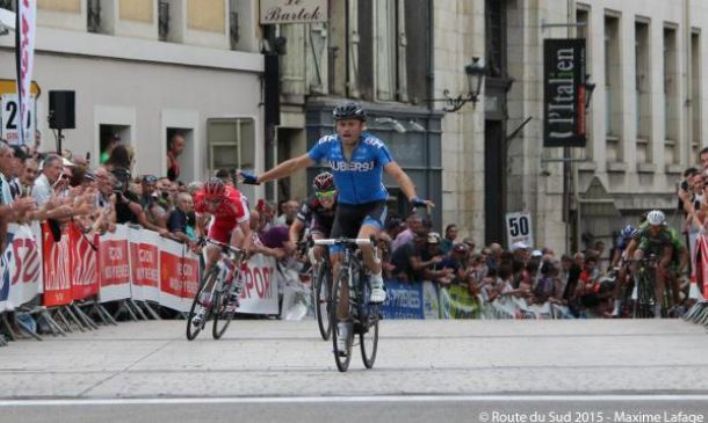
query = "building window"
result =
(374, 0, 407, 102)
(486, 0, 506, 78)
(207, 118, 255, 172)
(664, 26, 679, 165)
(692, 30, 701, 158)
(604, 14, 622, 161)
(87, 0, 103, 34)
(634, 20, 651, 165)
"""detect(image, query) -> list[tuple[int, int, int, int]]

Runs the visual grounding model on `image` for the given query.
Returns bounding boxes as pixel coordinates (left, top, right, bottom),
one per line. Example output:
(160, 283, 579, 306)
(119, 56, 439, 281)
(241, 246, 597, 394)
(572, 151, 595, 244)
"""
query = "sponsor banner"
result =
(69, 224, 99, 301)
(1, 223, 42, 310)
(128, 227, 160, 303)
(14, 0, 37, 146)
(446, 284, 480, 319)
(543, 38, 587, 147)
(381, 280, 424, 320)
(422, 281, 440, 319)
(98, 225, 131, 303)
(159, 238, 200, 313)
(42, 223, 72, 307)
(238, 254, 278, 315)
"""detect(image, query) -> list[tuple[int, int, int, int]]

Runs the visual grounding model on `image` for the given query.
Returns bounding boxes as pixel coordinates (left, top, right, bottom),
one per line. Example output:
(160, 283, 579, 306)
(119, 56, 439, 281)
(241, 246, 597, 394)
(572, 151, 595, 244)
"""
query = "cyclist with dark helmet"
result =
(608, 224, 638, 317)
(289, 172, 338, 262)
(240, 101, 433, 349)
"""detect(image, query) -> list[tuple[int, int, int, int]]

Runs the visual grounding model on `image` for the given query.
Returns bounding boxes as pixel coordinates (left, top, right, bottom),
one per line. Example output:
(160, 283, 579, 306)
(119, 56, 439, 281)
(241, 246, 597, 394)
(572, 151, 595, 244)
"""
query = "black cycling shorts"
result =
(330, 201, 387, 241)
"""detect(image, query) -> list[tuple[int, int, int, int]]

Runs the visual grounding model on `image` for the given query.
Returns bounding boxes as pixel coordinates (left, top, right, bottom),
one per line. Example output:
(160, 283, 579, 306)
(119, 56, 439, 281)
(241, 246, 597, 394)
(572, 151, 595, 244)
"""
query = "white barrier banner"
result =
(0, 223, 42, 310)
(238, 254, 278, 315)
(128, 227, 161, 303)
(98, 225, 132, 303)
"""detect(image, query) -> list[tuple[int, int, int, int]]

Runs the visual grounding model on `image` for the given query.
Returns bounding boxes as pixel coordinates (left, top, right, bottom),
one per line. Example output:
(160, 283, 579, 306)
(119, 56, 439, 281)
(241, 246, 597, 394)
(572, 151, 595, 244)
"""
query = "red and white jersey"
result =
(194, 185, 250, 226)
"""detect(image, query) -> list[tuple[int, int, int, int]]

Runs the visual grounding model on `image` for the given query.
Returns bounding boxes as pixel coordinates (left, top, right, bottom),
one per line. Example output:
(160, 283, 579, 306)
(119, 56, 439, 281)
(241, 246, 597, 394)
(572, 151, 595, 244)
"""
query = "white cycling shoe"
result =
(369, 273, 386, 303)
(336, 322, 349, 355)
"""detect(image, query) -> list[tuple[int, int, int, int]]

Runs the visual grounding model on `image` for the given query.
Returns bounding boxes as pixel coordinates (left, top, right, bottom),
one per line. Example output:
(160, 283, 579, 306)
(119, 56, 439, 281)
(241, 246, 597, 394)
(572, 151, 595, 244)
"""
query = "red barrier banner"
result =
(159, 239, 200, 312)
(129, 227, 160, 303)
(69, 224, 99, 301)
(42, 223, 72, 307)
(98, 225, 131, 302)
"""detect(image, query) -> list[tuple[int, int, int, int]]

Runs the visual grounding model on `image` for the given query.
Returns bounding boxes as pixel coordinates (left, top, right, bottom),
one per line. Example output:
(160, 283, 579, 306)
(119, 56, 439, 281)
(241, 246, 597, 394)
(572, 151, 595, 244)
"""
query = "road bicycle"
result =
(314, 237, 380, 372)
(186, 238, 246, 340)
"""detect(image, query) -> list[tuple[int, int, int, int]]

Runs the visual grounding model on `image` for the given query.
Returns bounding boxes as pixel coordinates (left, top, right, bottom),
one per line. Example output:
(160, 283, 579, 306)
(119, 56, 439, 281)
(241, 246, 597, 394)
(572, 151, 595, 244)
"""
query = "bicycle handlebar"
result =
(313, 238, 373, 247)
(199, 237, 245, 256)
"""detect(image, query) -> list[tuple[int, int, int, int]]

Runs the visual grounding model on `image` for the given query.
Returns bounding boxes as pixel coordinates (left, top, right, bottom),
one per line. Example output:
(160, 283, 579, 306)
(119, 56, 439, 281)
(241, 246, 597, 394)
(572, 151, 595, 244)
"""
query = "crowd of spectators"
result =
(3, 132, 700, 322)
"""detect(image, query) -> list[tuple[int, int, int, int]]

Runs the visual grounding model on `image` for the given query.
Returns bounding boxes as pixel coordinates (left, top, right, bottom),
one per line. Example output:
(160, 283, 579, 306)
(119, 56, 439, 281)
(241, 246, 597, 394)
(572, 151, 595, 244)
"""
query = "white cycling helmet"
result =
(646, 210, 666, 226)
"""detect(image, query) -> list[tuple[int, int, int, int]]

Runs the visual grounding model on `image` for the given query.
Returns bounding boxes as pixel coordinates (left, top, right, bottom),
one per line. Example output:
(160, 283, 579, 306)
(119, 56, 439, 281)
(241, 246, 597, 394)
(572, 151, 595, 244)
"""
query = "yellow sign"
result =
(0, 80, 42, 97)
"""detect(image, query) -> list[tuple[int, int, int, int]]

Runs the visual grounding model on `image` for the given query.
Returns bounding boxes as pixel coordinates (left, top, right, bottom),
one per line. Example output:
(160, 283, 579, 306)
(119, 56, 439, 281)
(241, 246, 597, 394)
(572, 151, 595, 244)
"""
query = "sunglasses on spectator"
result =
(316, 190, 337, 200)
(60, 173, 71, 180)
(142, 175, 158, 183)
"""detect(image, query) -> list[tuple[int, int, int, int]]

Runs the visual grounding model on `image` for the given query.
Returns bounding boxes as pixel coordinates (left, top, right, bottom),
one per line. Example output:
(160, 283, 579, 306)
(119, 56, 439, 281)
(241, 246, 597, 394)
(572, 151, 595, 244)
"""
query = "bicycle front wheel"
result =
(212, 286, 236, 340)
(316, 263, 333, 341)
(186, 267, 218, 340)
(635, 270, 655, 319)
(360, 306, 379, 369)
(331, 267, 353, 372)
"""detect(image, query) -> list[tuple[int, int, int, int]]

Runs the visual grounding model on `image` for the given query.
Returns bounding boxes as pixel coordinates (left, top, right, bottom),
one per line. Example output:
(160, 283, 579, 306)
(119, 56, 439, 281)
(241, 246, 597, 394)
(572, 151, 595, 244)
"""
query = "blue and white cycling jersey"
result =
(308, 132, 393, 205)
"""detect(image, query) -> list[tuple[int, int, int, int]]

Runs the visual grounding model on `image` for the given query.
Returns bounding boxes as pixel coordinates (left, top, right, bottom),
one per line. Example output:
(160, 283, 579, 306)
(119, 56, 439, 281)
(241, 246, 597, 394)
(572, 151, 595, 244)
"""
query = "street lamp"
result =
(584, 74, 596, 110)
(430, 57, 486, 113)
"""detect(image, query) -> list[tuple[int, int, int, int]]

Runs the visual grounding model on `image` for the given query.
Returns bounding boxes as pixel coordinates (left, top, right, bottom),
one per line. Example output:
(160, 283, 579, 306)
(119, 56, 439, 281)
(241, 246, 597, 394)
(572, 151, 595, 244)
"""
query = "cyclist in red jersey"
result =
(194, 177, 252, 271)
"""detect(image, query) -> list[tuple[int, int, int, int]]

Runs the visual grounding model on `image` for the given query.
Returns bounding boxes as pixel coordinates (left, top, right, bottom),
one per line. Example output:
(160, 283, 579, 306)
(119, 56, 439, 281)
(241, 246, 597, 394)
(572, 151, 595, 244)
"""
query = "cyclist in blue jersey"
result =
(240, 102, 433, 311)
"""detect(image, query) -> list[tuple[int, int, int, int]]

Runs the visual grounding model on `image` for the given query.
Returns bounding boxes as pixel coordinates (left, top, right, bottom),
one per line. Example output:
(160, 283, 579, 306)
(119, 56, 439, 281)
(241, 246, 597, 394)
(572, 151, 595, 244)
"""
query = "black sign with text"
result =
(543, 39, 587, 147)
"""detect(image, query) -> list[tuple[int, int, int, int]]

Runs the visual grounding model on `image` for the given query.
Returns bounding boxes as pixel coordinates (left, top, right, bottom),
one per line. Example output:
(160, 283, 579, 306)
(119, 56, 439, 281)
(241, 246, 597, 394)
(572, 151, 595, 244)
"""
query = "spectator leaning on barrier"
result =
(391, 213, 423, 253)
(247, 209, 289, 260)
(440, 224, 458, 255)
(140, 175, 168, 230)
(112, 169, 167, 235)
(421, 232, 454, 285)
(32, 154, 62, 207)
(20, 157, 38, 196)
(275, 200, 299, 226)
(168, 192, 197, 246)
(9, 145, 27, 200)
(0, 142, 35, 222)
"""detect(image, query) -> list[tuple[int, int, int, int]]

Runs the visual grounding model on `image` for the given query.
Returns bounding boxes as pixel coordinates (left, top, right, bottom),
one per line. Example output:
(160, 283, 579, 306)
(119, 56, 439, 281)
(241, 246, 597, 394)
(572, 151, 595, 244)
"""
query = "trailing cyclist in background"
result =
(289, 171, 339, 340)
(624, 210, 687, 318)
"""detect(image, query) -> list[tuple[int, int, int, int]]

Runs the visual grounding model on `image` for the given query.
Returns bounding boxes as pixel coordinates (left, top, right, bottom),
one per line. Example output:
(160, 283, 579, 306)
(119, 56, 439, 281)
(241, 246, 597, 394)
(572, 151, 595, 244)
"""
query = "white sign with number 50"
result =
(506, 212, 534, 249)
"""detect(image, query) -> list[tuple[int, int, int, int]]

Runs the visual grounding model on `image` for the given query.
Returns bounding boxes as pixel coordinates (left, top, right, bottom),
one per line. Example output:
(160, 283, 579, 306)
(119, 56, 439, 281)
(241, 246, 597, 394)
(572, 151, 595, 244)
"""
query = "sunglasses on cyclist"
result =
(316, 190, 337, 200)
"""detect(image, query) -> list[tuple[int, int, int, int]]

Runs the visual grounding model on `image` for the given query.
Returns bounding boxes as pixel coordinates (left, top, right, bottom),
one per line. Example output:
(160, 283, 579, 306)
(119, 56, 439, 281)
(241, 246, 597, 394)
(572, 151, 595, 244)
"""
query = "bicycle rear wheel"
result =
(331, 267, 353, 372)
(212, 283, 236, 340)
(316, 262, 333, 341)
(360, 308, 379, 369)
(186, 267, 218, 340)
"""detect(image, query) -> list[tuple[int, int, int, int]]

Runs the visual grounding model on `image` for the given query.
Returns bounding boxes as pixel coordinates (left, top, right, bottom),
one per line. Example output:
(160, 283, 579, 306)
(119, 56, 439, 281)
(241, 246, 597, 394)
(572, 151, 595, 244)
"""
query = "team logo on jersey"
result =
(328, 160, 375, 172)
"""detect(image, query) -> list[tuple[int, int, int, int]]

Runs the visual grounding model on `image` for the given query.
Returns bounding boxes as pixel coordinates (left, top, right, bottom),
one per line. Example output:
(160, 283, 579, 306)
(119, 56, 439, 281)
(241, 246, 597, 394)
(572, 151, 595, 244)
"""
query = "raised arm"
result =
(256, 154, 315, 185)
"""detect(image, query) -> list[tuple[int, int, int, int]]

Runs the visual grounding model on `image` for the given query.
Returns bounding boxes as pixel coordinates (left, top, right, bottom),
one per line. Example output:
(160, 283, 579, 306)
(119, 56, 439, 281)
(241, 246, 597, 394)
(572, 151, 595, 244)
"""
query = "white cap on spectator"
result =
(511, 241, 529, 252)
(531, 249, 543, 257)
(62, 157, 76, 167)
